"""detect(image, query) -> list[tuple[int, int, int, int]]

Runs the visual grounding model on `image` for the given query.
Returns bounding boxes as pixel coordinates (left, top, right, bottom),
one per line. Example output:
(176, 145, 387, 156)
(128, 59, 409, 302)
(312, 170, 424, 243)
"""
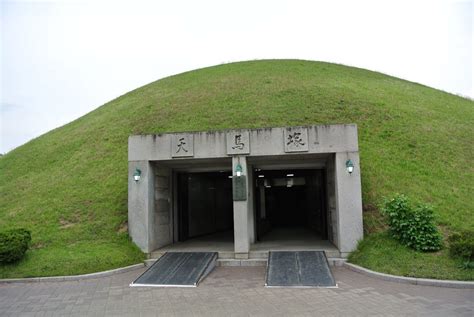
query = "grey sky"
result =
(1, 0, 472, 153)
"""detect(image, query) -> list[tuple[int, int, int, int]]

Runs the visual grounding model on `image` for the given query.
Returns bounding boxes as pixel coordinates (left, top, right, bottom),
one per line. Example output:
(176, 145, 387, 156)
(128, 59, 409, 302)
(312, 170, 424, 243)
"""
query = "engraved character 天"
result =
(176, 137, 188, 153)
(287, 132, 305, 147)
(232, 134, 245, 150)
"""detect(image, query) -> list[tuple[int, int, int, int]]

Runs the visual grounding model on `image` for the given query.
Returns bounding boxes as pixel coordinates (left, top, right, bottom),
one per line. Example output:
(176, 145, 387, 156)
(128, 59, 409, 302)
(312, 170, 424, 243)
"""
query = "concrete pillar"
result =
(152, 166, 173, 250)
(334, 152, 363, 257)
(232, 156, 252, 258)
(247, 164, 256, 244)
(128, 160, 155, 253)
(326, 156, 338, 247)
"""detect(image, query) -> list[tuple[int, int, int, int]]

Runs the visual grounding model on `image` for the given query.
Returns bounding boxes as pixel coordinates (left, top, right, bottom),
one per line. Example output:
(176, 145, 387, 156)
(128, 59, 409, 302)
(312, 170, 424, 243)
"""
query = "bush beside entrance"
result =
(381, 194, 442, 252)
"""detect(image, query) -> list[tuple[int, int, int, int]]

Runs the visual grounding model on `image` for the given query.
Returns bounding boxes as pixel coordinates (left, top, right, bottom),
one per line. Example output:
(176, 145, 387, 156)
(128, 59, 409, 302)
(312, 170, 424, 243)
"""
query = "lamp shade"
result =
(345, 159, 354, 174)
(133, 168, 142, 181)
(235, 164, 243, 177)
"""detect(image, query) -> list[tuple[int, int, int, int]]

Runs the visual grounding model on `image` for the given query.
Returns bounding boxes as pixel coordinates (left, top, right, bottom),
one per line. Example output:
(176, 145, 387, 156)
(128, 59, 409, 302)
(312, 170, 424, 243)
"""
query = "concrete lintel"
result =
(128, 124, 359, 161)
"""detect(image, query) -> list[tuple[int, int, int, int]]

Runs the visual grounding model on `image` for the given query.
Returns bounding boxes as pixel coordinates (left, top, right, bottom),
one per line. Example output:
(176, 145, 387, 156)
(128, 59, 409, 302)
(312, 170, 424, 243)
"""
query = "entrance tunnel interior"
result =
(177, 171, 234, 242)
(254, 169, 328, 242)
(173, 167, 329, 250)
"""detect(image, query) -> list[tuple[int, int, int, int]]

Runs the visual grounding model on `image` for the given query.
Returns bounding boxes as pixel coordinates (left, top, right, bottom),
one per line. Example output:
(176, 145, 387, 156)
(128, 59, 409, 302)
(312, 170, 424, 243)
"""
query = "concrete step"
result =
(217, 259, 267, 267)
(150, 250, 341, 260)
(324, 250, 341, 258)
(217, 251, 235, 259)
(150, 250, 237, 260)
(248, 250, 341, 259)
(147, 257, 345, 267)
(327, 257, 347, 267)
(149, 251, 165, 260)
(249, 251, 268, 259)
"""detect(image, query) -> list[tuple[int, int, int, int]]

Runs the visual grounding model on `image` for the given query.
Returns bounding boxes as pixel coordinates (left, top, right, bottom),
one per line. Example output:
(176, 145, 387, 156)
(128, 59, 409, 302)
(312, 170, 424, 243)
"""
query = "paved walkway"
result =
(1, 267, 473, 316)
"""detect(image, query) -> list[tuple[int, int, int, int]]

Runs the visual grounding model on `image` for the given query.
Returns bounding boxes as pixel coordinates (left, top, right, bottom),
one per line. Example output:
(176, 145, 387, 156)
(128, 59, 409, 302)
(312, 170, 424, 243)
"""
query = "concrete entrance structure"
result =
(128, 124, 363, 258)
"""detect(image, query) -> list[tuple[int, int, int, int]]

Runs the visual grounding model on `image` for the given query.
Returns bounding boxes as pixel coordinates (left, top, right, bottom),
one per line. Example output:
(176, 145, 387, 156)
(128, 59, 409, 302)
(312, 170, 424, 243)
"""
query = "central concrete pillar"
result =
(232, 156, 253, 259)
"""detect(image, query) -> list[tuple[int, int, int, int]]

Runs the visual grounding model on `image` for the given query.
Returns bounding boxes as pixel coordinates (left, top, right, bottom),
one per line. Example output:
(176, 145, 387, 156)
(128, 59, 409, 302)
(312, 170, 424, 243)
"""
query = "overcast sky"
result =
(1, 0, 472, 153)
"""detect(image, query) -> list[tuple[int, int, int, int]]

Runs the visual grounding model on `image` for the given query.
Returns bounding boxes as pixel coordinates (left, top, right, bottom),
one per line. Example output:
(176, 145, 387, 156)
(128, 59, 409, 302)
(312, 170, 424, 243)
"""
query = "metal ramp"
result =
(131, 252, 217, 287)
(265, 251, 337, 288)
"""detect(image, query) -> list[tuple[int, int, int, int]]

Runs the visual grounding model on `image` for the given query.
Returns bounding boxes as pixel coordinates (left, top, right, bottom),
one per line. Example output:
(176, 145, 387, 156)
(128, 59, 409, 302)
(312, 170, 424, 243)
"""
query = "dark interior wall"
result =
(255, 169, 328, 239)
(178, 172, 233, 241)
(265, 186, 307, 227)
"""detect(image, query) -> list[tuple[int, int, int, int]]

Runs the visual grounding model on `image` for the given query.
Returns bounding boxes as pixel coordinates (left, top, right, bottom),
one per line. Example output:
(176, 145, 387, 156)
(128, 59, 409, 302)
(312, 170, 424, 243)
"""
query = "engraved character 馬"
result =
(232, 134, 245, 150)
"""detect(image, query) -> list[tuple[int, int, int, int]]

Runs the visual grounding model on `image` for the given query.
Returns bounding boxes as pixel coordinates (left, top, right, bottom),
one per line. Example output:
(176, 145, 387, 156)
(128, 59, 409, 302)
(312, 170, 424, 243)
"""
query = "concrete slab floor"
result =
(251, 227, 338, 252)
(152, 228, 338, 254)
(154, 231, 234, 253)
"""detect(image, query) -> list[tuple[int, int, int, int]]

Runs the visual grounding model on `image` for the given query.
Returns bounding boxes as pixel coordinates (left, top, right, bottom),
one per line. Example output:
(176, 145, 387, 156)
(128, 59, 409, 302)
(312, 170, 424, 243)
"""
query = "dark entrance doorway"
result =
(177, 171, 234, 241)
(255, 169, 328, 241)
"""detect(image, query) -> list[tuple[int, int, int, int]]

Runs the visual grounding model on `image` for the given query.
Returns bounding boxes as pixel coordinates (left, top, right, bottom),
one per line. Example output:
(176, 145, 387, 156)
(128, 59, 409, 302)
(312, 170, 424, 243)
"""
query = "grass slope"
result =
(1, 60, 473, 279)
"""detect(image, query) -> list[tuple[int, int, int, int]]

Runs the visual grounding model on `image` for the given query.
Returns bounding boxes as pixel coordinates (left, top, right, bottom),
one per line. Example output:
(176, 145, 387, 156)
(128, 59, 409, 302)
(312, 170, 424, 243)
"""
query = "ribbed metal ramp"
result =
(265, 251, 337, 288)
(131, 252, 217, 287)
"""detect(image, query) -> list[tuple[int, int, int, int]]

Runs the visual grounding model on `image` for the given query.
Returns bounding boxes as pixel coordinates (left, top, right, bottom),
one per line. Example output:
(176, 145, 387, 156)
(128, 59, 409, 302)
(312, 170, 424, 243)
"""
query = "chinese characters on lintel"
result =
(287, 132, 305, 147)
(232, 134, 245, 150)
(176, 137, 188, 153)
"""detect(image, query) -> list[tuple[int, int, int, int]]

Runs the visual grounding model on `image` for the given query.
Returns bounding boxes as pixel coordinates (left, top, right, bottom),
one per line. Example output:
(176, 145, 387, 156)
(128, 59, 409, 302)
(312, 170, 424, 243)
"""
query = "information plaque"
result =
(232, 176, 247, 201)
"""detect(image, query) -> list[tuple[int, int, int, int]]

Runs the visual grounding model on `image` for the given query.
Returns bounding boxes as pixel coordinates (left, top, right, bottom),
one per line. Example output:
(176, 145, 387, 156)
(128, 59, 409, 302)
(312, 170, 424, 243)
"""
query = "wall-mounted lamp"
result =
(346, 159, 354, 174)
(235, 163, 243, 177)
(133, 168, 142, 182)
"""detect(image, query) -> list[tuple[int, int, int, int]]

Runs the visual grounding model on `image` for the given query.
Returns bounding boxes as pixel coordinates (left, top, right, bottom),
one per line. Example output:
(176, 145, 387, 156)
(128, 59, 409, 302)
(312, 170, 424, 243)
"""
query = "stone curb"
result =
(344, 262, 474, 289)
(0, 263, 144, 284)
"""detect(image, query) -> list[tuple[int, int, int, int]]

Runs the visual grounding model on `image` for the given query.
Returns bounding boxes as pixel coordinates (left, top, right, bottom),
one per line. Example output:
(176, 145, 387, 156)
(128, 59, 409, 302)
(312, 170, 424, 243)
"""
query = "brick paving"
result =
(0, 266, 473, 316)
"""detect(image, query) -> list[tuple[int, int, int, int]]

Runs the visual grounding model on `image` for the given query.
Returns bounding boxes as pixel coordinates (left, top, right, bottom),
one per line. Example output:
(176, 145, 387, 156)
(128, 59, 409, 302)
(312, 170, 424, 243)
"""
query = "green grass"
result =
(349, 232, 474, 281)
(0, 60, 473, 279)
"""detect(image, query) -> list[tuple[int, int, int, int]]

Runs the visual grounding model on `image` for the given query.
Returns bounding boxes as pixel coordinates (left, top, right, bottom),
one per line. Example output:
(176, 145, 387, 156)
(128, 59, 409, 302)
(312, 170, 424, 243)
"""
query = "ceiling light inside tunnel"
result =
(258, 175, 264, 178)
(286, 173, 294, 177)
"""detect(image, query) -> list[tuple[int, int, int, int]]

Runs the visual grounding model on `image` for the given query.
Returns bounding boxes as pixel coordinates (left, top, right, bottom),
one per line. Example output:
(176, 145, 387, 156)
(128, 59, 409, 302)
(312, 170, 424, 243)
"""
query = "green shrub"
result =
(0, 228, 32, 263)
(381, 194, 442, 252)
(448, 230, 474, 261)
